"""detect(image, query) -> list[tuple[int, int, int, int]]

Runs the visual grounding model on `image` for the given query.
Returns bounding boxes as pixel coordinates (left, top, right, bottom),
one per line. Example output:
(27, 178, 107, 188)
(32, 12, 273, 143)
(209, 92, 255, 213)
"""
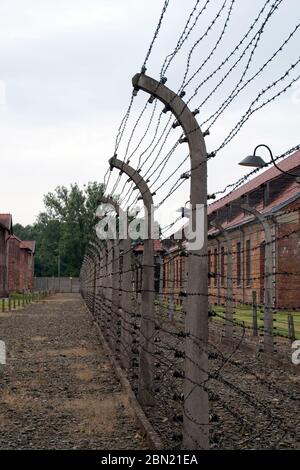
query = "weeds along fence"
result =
(80, 0, 300, 448)
(1, 291, 50, 313)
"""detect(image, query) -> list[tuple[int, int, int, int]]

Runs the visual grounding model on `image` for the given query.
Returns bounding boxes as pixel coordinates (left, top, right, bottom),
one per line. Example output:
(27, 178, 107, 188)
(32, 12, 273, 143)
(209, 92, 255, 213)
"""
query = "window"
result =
(179, 257, 182, 288)
(221, 246, 225, 287)
(175, 259, 179, 289)
(214, 248, 218, 287)
(236, 242, 241, 286)
(263, 183, 270, 207)
(208, 250, 211, 286)
(246, 239, 251, 286)
(163, 263, 167, 289)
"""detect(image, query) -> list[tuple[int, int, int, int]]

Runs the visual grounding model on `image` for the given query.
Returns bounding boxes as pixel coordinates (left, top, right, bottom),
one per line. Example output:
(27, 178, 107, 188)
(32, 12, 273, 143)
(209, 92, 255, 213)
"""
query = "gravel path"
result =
(0, 294, 147, 450)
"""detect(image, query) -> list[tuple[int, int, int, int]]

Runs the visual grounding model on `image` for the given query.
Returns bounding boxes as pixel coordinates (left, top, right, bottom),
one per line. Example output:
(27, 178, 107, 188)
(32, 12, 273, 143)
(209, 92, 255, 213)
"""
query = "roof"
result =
(163, 150, 300, 242)
(208, 150, 300, 215)
(207, 150, 300, 235)
(0, 214, 12, 232)
(8, 234, 22, 243)
(20, 240, 36, 253)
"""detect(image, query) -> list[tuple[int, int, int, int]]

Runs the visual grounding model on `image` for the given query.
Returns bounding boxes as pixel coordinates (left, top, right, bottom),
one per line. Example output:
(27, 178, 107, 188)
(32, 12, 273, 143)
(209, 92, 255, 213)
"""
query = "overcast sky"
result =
(0, 0, 299, 228)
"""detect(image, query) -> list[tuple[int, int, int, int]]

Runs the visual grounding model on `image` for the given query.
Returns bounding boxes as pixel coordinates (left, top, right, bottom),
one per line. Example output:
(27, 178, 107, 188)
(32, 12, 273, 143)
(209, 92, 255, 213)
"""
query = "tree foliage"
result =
(13, 182, 104, 277)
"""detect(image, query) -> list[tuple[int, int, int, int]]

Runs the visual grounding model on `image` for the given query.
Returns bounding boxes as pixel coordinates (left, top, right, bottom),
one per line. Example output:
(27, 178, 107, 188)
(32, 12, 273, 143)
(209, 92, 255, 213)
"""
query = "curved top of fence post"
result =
(109, 157, 153, 211)
(132, 73, 207, 172)
(210, 220, 231, 246)
(87, 243, 100, 261)
(240, 204, 272, 241)
(99, 196, 120, 215)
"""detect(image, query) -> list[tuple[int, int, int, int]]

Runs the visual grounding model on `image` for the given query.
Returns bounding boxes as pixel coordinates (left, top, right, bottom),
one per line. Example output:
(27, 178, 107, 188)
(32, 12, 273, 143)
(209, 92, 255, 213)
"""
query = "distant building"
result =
(0, 214, 13, 297)
(7, 235, 22, 292)
(0, 214, 36, 297)
(7, 236, 36, 293)
(163, 149, 300, 310)
(20, 241, 36, 291)
(207, 150, 300, 309)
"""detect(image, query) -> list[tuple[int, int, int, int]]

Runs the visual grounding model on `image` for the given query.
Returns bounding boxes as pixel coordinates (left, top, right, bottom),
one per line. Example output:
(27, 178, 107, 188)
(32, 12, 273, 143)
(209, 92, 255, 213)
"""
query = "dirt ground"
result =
(0, 294, 147, 450)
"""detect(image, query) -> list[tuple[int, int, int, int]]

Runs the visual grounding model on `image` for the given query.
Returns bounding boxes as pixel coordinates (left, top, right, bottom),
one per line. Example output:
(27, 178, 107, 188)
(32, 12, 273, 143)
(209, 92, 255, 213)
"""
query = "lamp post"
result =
(239, 144, 300, 183)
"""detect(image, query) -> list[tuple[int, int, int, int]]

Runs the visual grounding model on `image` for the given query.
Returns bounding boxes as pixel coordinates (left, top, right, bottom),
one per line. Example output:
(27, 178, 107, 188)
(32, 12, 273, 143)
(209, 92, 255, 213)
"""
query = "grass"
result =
(0, 292, 46, 312)
(155, 298, 300, 339)
(212, 305, 300, 340)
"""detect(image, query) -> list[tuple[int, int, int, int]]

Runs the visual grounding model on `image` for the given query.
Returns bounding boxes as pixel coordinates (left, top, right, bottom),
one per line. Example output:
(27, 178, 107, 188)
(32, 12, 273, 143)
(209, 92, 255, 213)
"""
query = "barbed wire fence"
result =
(81, 0, 300, 450)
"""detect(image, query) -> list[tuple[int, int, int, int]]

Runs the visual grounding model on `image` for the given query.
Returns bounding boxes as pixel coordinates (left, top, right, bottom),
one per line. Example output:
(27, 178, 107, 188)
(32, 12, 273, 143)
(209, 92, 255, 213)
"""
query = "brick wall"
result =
(7, 237, 21, 292)
(163, 249, 186, 306)
(19, 248, 34, 291)
(0, 228, 7, 296)
(276, 201, 300, 309)
(208, 221, 267, 307)
(162, 202, 300, 310)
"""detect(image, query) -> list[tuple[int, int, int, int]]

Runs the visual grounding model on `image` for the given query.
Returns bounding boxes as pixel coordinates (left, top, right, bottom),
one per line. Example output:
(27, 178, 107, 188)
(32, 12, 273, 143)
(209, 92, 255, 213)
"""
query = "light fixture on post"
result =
(239, 144, 300, 183)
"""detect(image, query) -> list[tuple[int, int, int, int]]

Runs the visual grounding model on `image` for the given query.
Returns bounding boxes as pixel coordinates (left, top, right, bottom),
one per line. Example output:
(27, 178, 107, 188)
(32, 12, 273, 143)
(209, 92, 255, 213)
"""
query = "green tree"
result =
(13, 182, 104, 277)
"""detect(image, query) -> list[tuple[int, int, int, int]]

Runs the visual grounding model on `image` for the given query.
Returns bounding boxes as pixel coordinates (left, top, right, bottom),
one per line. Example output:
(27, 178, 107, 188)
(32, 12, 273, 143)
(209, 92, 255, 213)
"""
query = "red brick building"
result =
(163, 150, 300, 310)
(0, 214, 12, 297)
(7, 236, 36, 293)
(20, 241, 36, 290)
(7, 235, 22, 292)
(0, 214, 36, 296)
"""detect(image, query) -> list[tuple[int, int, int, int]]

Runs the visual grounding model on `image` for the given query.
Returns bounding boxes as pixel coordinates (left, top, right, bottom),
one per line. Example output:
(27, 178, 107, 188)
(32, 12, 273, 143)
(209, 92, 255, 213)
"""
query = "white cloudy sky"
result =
(0, 0, 299, 227)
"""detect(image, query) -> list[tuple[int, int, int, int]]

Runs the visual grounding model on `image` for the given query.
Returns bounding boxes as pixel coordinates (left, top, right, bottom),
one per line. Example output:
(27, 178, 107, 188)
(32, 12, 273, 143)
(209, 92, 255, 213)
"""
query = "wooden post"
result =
(252, 290, 258, 336)
(288, 313, 295, 343)
(1, 298, 4, 313)
(132, 72, 208, 449)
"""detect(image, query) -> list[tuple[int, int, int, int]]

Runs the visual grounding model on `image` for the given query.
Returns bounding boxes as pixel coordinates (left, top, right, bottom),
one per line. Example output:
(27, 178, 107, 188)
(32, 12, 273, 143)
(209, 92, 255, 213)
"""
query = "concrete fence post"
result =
(210, 221, 233, 341)
(132, 72, 208, 449)
(109, 157, 155, 407)
(101, 244, 108, 333)
(120, 238, 133, 370)
(157, 255, 164, 318)
(89, 242, 102, 320)
(107, 239, 113, 348)
(169, 258, 175, 321)
(111, 240, 120, 354)
(241, 205, 274, 354)
(98, 195, 122, 354)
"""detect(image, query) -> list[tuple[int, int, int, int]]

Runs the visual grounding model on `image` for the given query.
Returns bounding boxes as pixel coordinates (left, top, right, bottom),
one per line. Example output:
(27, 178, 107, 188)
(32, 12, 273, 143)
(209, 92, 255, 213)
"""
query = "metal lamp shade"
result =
(238, 154, 266, 168)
